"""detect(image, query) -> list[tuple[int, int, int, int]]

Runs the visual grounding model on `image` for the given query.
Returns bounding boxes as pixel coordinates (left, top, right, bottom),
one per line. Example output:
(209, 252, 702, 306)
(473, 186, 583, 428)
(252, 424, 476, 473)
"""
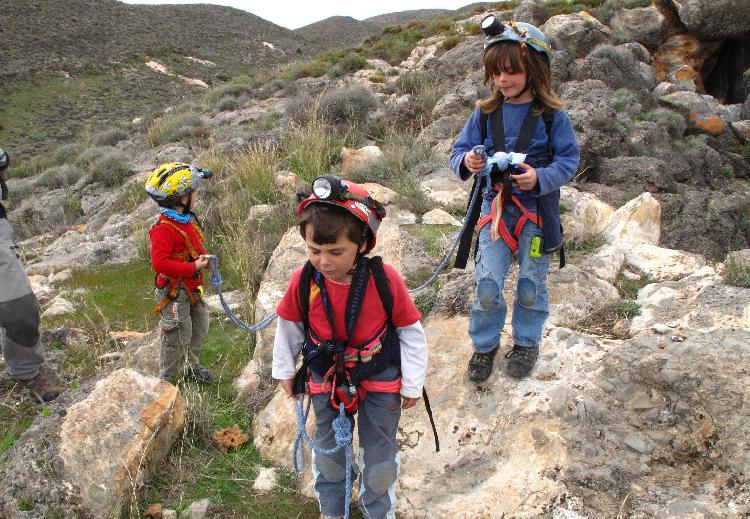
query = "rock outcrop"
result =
(0, 369, 184, 518)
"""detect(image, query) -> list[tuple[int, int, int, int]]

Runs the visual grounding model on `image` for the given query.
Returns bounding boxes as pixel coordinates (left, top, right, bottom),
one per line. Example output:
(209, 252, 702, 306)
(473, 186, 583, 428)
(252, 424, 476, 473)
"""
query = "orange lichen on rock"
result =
(145, 503, 163, 518)
(213, 425, 250, 453)
(689, 113, 726, 136)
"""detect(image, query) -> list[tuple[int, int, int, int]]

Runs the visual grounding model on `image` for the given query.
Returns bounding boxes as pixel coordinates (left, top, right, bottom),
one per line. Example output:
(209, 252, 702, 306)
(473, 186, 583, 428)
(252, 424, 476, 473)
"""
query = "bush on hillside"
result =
(75, 145, 117, 167)
(92, 128, 129, 147)
(146, 112, 210, 147)
(319, 86, 378, 126)
(216, 97, 240, 112)
(51, 143, 86, 165)
(89, 150, 131, 187)
(34, 164, 85, 190)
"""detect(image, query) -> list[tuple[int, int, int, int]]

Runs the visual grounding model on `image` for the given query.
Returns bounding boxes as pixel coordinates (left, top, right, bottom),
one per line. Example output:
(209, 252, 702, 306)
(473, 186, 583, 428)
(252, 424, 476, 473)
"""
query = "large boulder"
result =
(609, 5, 673, 50)
(0, 369, 184, 518)
(597, 156, 675, 197)
(653, 34, 722, 93)
(558, 80, 627, 170)
(576, 44, 657, 94)
(603, 192, 661, 249)
(671, 0, 750, 39)
(542, 12, 611, 59)
(559, 186, 614, 244)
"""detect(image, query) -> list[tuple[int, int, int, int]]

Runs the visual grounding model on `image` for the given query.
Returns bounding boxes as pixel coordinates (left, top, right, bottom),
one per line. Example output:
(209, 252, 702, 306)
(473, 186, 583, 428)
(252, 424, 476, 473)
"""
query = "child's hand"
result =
(401, 396, 420, 410)
(464, 150, 485, 175)
(195, 255, 210, 271)
(280, 379, 300, 400)
(510, 163, 538, 191)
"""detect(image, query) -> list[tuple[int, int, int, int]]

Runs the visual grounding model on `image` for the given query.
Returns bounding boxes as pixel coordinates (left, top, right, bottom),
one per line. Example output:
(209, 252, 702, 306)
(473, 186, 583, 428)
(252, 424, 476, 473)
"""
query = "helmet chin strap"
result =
(348, 228, 370, 275)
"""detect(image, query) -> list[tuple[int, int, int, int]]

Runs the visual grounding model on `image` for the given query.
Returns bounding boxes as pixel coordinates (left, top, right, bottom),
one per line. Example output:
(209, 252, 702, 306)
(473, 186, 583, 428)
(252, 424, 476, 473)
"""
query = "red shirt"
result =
(149, 214, 207, 292)
(276, 262, 421, 343)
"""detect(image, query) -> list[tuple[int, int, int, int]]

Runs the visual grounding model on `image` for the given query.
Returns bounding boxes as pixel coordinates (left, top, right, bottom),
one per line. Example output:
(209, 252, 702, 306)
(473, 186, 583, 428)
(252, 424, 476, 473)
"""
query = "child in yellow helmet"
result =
(145, 162, 215, 384)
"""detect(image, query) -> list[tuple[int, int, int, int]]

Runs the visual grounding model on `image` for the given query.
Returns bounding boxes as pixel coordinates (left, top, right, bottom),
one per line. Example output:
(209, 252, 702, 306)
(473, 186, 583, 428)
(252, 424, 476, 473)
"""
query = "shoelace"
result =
(505, 346, 527, 359)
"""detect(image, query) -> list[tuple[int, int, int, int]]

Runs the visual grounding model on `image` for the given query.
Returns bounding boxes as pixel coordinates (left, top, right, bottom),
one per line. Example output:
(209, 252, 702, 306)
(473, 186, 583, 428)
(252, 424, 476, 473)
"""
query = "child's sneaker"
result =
(184, 363, 215, 384)
(15, 365, 62, 402)
(505, 344, 539, 379)
(467, 348, 498, 381)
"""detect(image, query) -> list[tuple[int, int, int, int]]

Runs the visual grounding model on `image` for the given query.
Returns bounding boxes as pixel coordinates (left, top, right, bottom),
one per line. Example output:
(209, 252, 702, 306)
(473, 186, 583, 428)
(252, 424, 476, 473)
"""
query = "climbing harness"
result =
(151, 216, 207, 314)
(454, 99, 566, 269)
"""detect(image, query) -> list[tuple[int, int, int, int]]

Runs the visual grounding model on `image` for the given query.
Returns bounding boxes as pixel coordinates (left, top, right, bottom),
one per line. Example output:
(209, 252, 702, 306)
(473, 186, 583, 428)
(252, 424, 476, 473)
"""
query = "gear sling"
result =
(292, 255, 439, 451)
(454, 99, 566, 269)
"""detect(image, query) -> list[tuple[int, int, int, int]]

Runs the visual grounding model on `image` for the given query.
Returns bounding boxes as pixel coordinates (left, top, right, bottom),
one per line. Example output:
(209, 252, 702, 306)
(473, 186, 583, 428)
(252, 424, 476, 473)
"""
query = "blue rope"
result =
(209, 150, 528, 330)
(407, 145, 529, 294)
(293, 396, 354, 519)
(206, 256, 278, 332)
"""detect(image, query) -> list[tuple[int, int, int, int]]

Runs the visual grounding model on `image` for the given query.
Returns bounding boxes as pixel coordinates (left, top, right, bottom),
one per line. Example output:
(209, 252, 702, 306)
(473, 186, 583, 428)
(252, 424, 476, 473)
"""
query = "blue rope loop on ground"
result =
(293, 396, 354, 519)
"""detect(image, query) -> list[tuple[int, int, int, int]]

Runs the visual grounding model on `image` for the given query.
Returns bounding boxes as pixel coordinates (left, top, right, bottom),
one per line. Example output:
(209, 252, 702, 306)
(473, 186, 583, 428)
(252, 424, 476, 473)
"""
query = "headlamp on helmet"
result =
(312, 174, 347, 201)
(480, 16, 552, 63)
(481, 14, 505, 37)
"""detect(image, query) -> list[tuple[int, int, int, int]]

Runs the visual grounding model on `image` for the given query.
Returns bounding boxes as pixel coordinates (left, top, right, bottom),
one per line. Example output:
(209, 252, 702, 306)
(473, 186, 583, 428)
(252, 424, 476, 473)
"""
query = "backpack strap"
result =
(298, 260, 316, 332)
(369, 256, 393, 321)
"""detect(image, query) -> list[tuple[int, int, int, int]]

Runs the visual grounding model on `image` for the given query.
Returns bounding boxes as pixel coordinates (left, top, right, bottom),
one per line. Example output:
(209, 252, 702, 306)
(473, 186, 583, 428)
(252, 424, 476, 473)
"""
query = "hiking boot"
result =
(15, 365, 62, 402)
(505, 344, 539, 379)
(467, 348, 498, 382)
(184, 363, 215, 384)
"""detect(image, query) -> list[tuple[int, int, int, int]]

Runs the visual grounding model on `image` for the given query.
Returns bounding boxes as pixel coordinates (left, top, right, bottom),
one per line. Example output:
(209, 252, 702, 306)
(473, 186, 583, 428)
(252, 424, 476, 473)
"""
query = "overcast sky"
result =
(120, 0, 471, 30)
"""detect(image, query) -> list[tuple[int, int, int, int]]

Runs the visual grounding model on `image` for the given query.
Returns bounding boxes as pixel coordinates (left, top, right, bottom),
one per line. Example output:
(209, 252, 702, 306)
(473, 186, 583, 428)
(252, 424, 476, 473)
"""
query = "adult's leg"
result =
(0, 218, 44, 380)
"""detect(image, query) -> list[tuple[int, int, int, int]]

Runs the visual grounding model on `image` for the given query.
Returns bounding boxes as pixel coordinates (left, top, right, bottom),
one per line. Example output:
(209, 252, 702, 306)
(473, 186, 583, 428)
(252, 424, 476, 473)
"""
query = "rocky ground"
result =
(2, 0, 750, 517)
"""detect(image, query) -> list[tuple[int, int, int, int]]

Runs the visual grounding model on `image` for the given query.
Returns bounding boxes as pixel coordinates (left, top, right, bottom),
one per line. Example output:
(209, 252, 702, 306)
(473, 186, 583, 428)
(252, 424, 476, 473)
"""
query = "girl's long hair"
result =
(477, 42, 564, 115)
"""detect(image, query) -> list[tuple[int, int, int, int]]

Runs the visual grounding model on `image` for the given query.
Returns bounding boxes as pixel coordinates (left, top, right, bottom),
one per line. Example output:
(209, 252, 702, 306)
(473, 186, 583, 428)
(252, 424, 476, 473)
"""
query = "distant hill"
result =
(0, 0, 304, 77)
(0, 0, 310, 159)
(294, 8, 463, 53)
(294, 16, 380, 55)
(365, 9, 455, 28)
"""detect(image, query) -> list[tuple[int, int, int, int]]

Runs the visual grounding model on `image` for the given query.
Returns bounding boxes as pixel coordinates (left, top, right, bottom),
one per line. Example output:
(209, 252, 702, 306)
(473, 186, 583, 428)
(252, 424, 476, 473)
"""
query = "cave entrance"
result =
(702, 38, 750, 104)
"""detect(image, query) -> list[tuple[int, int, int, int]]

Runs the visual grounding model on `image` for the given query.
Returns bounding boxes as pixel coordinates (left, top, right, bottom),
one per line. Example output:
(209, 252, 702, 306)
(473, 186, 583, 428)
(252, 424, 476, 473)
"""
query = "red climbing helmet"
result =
(298, 175, 386, 254)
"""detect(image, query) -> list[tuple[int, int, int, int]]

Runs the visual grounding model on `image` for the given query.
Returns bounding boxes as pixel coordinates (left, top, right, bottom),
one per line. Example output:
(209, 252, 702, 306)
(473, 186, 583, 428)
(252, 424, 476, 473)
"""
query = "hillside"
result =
(294, 16, 380, 54)
(0, 0, 306, 160)
(294, 8, 460, 53)
(0, 0, 302, 76)
(1, 0, 750, 517)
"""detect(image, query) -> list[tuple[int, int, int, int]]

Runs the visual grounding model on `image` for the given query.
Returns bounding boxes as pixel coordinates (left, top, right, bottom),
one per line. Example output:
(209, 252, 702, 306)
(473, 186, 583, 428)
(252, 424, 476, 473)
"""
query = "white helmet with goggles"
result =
(481, 16, 552, 63)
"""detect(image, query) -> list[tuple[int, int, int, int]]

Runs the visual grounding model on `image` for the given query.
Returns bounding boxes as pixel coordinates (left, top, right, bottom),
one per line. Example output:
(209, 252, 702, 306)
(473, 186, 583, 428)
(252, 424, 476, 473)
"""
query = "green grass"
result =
(0, 259, 323, 516)
(136, 322, 323, 518)
(403, 224, 457, 256)
(722, 258, 750, 288)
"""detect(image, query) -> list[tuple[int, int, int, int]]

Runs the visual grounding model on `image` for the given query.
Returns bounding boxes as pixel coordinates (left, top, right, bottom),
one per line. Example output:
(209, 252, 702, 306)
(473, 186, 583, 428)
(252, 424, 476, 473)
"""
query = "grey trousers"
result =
(0, 218, 45, 380)
(156, 287, 209, 379)
(311, 366, 401, 519)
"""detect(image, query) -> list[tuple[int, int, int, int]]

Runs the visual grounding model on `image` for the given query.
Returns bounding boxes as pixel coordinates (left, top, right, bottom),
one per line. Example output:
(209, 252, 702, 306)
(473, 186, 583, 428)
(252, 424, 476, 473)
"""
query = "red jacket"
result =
(149, 214, 207, 293)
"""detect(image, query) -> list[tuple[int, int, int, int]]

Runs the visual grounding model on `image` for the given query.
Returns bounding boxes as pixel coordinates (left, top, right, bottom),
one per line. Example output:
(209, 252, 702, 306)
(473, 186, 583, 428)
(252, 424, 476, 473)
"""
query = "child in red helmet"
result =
(272, 175, 428, 519)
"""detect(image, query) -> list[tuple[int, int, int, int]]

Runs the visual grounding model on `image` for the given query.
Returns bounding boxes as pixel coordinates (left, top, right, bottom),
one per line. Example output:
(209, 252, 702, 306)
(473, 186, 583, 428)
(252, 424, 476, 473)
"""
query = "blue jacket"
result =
(449, 102, 580, 252)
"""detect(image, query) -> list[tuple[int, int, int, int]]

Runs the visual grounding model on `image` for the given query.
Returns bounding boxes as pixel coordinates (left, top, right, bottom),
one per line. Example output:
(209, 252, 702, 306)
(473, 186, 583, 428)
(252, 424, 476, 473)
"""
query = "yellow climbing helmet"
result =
(145, 162, 212, 207)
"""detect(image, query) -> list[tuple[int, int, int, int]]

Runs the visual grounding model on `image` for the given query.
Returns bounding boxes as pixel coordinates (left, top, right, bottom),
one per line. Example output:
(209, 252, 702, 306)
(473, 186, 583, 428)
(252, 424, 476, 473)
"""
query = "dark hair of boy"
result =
(478, 42, 564, 114)
(299, 203, 367, 246)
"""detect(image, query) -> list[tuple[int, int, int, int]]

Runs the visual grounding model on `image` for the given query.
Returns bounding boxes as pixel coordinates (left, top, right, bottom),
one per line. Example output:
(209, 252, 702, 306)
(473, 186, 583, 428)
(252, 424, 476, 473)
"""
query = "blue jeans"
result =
(469, 197, 551, 352)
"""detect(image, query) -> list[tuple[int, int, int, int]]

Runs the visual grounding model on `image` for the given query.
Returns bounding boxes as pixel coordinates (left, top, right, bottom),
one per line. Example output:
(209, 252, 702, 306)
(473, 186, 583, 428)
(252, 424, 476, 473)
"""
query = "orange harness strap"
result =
(152, 218, 206, 314)
(476, 188, 542, 254)
(307, 378, 402, 395)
